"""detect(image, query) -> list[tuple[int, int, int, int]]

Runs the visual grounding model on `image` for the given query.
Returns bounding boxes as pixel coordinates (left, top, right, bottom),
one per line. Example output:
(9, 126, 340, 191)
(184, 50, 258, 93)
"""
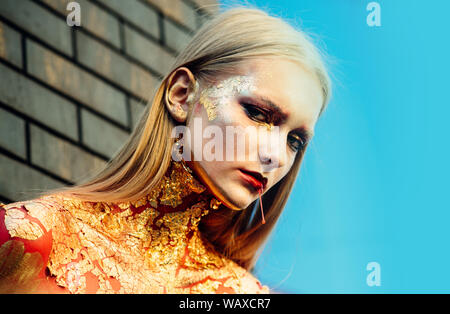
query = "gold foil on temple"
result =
(199, 75, 257, 121)
(199, 92, 218, 121)
(6, 157, 269, 293)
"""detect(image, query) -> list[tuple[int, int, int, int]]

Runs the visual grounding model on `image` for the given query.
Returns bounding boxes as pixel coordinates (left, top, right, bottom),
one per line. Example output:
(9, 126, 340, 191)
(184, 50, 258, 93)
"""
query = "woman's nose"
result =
(259, 150, 284, 172)
(258, 127, 286, 172)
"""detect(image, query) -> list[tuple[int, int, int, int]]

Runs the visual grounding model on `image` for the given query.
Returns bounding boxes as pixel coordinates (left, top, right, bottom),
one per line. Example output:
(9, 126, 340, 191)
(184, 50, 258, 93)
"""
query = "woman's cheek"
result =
(215, 104, 238, 126)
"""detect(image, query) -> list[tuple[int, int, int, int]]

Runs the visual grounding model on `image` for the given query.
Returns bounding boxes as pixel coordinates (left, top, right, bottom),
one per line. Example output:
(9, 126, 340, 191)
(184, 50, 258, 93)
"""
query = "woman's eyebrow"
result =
(252, 95, 314, 140)
(251, 94, 289, 123)
(254, 95, 289, 120)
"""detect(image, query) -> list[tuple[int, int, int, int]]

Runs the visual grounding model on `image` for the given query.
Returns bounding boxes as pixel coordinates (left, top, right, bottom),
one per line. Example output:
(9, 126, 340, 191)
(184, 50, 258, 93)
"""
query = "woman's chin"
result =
(219, 184, 257, 210)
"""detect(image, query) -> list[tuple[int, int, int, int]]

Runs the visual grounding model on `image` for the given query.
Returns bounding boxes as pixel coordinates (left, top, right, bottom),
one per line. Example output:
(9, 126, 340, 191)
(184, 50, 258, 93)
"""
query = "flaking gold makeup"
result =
(198, 75, 257, 122)
(263, 122, 274, 131)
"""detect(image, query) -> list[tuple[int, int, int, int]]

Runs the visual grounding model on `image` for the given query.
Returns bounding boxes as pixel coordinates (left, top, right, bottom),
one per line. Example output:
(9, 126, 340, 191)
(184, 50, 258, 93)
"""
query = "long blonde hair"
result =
(39, 6, 332, 271)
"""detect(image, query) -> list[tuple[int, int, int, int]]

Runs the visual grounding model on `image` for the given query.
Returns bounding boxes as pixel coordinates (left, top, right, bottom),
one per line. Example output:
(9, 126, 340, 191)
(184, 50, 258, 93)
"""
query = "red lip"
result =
(239, 169, 268, 191)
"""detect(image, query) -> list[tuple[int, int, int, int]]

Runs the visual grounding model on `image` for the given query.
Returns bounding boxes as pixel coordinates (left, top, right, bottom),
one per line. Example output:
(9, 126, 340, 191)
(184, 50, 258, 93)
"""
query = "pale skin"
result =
(0, 57, 323, 293)
(165, 57, 324, 210)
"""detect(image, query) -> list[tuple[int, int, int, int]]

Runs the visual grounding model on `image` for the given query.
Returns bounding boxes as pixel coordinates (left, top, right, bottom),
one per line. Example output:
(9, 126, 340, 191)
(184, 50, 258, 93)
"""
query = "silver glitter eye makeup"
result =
(199, 75, 257, 121)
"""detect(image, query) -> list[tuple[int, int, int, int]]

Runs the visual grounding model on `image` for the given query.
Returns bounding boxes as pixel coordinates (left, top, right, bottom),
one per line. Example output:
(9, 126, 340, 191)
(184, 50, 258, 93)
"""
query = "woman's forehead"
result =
(238, 58, 324, 125)
(198, 57, 323, 128)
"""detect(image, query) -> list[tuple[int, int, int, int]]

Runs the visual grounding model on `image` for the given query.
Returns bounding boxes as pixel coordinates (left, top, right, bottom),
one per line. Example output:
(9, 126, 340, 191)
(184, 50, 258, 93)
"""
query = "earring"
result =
(172, 136, 184, 162)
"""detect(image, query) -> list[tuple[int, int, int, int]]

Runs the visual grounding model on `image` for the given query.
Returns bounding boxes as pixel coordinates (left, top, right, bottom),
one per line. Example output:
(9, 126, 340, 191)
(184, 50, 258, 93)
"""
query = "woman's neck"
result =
(53, 158, 225, 271)
(144, 158, 220, 213)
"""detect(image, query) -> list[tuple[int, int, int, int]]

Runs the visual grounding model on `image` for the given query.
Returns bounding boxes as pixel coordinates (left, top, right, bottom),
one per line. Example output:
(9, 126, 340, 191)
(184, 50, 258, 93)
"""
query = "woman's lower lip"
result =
(239, 170, 263, 191)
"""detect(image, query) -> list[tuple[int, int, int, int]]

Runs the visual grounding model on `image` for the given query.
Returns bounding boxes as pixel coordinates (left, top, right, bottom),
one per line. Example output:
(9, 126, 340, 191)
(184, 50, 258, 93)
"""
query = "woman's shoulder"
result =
(0, 195, 68, 254)
(0, 195, 67, 240)
(0, 196, 66, 293)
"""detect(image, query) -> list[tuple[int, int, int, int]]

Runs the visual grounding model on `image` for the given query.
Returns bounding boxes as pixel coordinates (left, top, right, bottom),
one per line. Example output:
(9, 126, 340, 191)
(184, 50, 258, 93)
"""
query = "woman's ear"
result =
(165, 67, 198, 123)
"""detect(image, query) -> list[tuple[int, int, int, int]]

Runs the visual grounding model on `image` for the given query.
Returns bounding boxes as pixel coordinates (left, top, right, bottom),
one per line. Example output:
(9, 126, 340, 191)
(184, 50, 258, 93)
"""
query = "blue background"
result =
(220, 0, 450, 293)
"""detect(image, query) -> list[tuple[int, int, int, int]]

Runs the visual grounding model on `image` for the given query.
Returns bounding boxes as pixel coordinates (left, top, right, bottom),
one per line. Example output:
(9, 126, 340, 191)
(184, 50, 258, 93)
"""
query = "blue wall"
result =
(220, 0, 450, 293)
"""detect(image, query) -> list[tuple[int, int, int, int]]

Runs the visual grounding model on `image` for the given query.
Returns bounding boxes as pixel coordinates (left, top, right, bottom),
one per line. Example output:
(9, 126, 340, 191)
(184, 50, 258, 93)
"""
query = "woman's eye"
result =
(242, 103, 267, 122)
(287, 135, 305, 152)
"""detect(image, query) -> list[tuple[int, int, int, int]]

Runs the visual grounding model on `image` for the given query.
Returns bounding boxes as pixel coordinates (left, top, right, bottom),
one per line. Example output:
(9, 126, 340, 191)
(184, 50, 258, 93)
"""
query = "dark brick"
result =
(0, 154, 66, 201)
(26, 39, 128, 126)
(145, 0, 197, 32)
(0, 63, 78, 140)
(80, 108, 129, 158)
(96, 0, 159, 40)
(40, 0, 121, 48)
(124, 25, 175, 76)
(163, 18, 193, 54)
(0, 21, 22, 68)
(30, 124, 107, 182)
(77, 31, 158, 100)
(0, 0, 72, 56)
(0, 107, 26, 159)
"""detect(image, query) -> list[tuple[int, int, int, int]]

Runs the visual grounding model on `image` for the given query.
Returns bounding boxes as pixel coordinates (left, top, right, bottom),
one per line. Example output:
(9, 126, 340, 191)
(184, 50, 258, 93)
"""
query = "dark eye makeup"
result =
(240, 102, 307, 153)
(287, 134, 305, 152)
(241, 102, 269, 123)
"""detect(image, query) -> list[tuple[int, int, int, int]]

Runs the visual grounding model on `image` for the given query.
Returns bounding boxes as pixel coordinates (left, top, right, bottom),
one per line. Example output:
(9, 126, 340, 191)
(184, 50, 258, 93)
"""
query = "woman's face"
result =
(183, 57, 324, 210)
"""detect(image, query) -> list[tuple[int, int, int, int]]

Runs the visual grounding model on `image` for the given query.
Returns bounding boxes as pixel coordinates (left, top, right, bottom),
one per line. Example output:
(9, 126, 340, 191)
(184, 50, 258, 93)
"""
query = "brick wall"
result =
(0, 0, 219, 203)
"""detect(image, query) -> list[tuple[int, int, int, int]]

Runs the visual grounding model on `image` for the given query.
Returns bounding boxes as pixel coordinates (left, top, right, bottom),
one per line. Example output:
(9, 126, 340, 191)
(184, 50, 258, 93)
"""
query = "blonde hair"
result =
(39, 6, 332, 271)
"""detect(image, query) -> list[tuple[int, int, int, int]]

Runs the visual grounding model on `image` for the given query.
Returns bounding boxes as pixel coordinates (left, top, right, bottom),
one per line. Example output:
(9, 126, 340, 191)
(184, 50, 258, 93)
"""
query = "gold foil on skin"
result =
(0, 77, 270, 293)
(4, 208, 44, 240)
(199, 75, 257, 122)
(0, 159, 269, 293)
(190, 75, 275, 212)
(263, 122, 274, 131)
(197, 75, 276, 145)
(2, 200, 60, 240)
(0, 159, 268, 293)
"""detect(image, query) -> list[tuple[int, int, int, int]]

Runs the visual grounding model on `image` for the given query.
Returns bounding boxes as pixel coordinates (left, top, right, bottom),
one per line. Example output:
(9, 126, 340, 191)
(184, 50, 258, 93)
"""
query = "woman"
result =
(0, 6, 331, 293)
